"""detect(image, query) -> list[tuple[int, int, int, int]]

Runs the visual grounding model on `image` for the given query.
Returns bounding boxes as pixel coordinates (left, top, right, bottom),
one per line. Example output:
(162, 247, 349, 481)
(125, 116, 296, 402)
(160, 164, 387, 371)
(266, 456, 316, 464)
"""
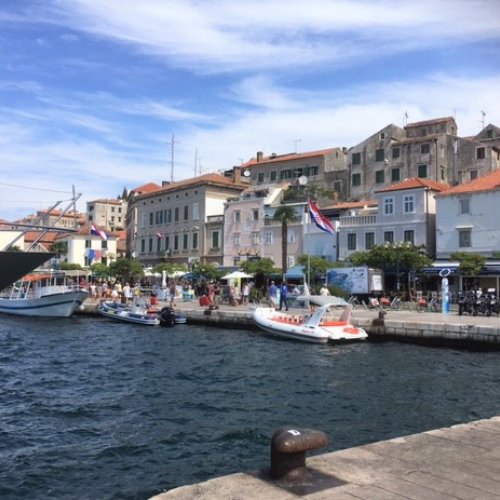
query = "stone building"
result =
(86, 198, 127, 231)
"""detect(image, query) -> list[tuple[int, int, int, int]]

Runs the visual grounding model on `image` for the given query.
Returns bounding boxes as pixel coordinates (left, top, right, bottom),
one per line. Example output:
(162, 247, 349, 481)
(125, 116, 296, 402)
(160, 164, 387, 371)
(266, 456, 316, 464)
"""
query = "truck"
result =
(325, 266, 383, 296)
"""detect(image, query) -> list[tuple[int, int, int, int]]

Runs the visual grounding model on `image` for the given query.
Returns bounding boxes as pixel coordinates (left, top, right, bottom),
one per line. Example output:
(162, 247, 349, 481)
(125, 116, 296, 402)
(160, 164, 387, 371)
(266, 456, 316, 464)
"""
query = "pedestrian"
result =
(320, 284, 330, 296)
(278, 282, 289, 311)
(268, 281, 278, 308)
(242, 282, 250, 305)
(169, 281, 177, 307)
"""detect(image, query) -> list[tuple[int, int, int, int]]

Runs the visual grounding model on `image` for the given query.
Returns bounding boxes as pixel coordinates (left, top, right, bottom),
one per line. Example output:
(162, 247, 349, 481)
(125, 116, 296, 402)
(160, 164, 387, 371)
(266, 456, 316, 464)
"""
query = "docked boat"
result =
(97, 302, 187, 327)
(98, 301, 160, 326)
(252, 295, 368, 344)
(0, 272, 89, 318)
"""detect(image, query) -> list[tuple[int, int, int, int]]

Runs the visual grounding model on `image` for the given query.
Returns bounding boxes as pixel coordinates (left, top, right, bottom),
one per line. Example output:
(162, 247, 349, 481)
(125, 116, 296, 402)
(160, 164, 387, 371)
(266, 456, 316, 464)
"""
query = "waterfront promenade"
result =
(152, 416, 500, 499)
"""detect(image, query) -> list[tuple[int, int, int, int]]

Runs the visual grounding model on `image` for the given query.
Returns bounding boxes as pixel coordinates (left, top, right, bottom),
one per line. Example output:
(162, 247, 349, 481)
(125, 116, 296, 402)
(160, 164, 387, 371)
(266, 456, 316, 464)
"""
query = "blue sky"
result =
(1, 0, 499, 221)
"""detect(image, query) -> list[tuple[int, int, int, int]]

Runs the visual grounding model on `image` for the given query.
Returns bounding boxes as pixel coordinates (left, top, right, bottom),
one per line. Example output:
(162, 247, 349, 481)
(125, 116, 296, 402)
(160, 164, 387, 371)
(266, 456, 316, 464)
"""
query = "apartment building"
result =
(87, 198, 127, 231)
(339, 178, 449, 261)
(127, 174, 245, 267)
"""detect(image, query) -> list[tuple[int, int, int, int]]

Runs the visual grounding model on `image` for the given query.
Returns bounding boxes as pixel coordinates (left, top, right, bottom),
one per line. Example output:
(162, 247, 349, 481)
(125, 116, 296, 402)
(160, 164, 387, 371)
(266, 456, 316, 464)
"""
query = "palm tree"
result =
(272, 205, 298, 274)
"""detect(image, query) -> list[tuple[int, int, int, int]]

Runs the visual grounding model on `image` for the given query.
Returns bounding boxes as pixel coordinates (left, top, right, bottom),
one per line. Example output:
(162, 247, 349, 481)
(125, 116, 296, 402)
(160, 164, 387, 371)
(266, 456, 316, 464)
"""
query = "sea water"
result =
(0, 315, 499, 499)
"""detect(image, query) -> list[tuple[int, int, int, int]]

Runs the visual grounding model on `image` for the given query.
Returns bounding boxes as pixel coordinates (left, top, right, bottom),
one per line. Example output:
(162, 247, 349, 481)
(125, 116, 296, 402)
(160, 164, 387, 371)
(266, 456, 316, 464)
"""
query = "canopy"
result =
(221, 271, 253, 280)
(167, 270, 186, 278)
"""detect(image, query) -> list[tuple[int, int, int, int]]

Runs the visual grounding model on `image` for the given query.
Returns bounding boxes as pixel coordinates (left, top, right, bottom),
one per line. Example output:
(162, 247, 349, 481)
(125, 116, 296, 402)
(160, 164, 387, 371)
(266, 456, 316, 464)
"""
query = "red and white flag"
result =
(308, 198, 335, 234)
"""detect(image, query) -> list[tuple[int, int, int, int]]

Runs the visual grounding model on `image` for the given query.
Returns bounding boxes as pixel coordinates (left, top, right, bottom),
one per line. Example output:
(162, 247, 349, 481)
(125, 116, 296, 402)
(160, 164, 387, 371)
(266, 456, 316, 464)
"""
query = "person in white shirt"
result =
(319, 284, 330, 296)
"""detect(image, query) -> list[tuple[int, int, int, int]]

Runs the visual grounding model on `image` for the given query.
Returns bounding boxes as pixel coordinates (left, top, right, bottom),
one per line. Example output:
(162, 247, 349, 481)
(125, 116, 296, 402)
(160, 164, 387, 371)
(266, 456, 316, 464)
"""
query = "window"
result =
(379, 132, 385, 140)
(459, 198, 470, 214)
(375, 149, 385, 162)
(417, 164, 427, 178)
(183, 234, 188, 250)
(352, 152, 361, 165)
(252, 232, 259, 245)
(253, 209, 259, 221)
(270, 171, 277, 181)
(352, 173, 361, 186)
(440, 166, 446, 181)
(85, 239, 91, 248)
(421, 143, 430, 154)
(148, 238, 153, 252)
(155, 210, 163, 224)
(192, 232, 198, 250)
(391, 168, 400, 182)
(384, 231, 394, 243)
(140, 239, 145, 253)
(174, 235, 179, 250)
(365, 232, 375, 250)
(165, 209, 172, 223)
(392, 147, 400, 159)
(233, 233, 240, 246)
(404, 230, 415, 244)
(287, 256, 295, 268)
(470, 170, 478, 180)
(234, 211, 241, 223)
(211, 231, 220, 249)
(476, 147, 486, 160)
(288, 229, 296, 243)
(486, 129, 493, 139)
(165, 235, 170, 250)
(375, 170, 385, 183)
(149, 212, 154, 226)
(264, 231, 273, 245)
(183, 205, 189, 220)
(156, 236, 162, 252)
(347, 233, 357, 251)
(459, 229, 471, 248)
(258, 173, 265, 183)
(174, 207, 179, 222)
(280, 169, 293, 179)
(383, 197, 394, 215)
(404, 195, 415, 213)
(192, 202, 199, 220)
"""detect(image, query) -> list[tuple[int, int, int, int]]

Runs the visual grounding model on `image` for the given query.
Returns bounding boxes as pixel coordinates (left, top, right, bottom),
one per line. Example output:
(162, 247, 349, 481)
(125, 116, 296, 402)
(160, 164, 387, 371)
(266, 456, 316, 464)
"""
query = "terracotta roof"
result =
(437, 169, 500, 197)
(134, 174, 245, 199)
(130, 182, 162, 195)
(376, 177, 450, 193)
(23, 231, 61, 244)
(329, 200, 378, 210)
(242, 148, 341, 167)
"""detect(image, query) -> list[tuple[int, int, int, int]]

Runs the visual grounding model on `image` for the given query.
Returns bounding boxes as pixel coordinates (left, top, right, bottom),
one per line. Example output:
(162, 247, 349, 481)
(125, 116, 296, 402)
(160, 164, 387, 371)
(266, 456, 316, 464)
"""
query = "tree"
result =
(50, 241, 68, 257)
(190, 261, 223, 281)
(108, 258, 144, 281)
(297, 255, 339, 287)
(350, 243, 432, 293)
(90, 262, 109, 279)
(240, 257, 277, 295)
(450, 252, 485, 289)
(272, 205, 298, 273)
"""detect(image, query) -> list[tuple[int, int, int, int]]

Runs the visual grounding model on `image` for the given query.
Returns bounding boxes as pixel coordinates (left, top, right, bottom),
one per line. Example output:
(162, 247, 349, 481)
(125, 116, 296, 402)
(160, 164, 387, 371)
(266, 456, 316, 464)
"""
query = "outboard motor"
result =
(159, 306, 176, 327)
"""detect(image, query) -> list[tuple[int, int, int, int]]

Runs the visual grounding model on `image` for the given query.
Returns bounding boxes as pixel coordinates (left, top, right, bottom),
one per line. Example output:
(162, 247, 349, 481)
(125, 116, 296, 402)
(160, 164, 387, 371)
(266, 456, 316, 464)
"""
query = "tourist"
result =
(169, 281, 177, 307)
(122, 282, 133, 303)
(268, 281, 278, 308)
(278, 282, 289, 311)
(320, 284, 330, 296)
(242, 282, 250, 305)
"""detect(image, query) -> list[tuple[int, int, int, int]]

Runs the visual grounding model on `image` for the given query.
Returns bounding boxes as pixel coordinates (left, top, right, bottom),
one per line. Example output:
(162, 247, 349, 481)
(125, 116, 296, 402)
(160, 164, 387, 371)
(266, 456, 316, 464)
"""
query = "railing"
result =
(340, 214, 377, 226)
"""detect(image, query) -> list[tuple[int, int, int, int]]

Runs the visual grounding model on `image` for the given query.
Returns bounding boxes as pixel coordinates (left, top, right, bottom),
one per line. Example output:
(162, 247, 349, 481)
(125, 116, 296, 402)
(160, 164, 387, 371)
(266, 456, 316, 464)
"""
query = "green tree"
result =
(108, 258, 144, 281)
(450, 252, 485, 289)
(272, 205, 299, 273)
(350, 242, 432, 292)
(60, 262, 83, 270)
(50, 241, 68, 257)
(90, 262, 109, 279)
(240, 257, 277, 295)
(190, 261, 223, 281)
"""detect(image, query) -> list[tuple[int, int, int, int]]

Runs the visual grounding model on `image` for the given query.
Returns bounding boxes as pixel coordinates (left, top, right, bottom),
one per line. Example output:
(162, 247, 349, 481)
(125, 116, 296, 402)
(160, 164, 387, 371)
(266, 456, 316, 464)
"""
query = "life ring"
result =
(439, 268, 451, 278)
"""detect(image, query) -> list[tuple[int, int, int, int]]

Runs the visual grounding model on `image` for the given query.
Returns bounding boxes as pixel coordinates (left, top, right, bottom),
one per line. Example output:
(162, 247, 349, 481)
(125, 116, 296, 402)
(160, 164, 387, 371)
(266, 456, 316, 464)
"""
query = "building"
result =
(127, 174, 245, 268)
(87, 198, 127, 231)
(339, 178, 449, 261)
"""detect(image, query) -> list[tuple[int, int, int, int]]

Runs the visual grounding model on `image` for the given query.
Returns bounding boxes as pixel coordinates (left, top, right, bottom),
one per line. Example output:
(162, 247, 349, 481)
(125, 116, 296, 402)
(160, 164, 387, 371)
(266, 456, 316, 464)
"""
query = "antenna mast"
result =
(168, 133, 179, 183)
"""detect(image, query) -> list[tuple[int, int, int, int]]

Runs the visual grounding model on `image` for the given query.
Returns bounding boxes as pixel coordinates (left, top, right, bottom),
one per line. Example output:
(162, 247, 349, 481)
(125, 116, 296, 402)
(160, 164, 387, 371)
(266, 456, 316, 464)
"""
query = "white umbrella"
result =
(221, 271, 253, 280)
(167, 270, 186, 278)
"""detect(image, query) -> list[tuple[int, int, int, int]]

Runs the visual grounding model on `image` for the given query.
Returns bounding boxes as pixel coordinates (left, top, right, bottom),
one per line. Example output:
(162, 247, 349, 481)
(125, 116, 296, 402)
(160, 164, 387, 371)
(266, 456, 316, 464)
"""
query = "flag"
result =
(90, 224, 107, 240)
(308, 198, 335, 234)
(156, 232, 162, 239)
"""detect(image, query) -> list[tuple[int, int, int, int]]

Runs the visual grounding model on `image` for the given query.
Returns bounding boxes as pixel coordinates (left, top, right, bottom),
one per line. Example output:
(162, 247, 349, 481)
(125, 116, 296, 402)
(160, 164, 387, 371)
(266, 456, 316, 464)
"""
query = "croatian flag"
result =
(90, 224, 108, 240)
(309, 198, 335, 234)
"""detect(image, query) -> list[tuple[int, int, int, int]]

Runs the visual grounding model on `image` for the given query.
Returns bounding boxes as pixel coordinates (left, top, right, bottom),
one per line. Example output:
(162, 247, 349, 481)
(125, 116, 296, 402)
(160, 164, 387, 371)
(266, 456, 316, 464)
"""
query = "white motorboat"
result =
(252, 296, 368, 344)
(0, 273, 89, 318)
(98, 301, 160, 326)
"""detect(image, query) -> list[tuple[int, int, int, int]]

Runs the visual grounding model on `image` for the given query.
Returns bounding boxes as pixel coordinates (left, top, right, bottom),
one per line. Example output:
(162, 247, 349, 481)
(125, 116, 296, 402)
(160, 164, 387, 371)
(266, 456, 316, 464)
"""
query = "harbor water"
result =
(1, 315, 499, 500)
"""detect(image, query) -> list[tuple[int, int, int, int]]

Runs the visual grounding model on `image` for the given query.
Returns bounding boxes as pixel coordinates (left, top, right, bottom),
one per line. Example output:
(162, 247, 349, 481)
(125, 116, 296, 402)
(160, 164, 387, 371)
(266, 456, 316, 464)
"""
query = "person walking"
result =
(278, 282, 288, 311)
(268, 281, 278, 308)
(320, 284, 330, 296)
(242, 282, 250, 305)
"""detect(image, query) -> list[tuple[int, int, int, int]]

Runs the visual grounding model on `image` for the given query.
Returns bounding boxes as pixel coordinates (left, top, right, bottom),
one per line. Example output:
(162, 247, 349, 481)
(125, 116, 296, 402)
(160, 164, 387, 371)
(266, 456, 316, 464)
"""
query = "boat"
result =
(251, 295, 368, 344)
(97, 302, 187, 326)
(98, 301, 160, 326)
(0, 272, 89, 318)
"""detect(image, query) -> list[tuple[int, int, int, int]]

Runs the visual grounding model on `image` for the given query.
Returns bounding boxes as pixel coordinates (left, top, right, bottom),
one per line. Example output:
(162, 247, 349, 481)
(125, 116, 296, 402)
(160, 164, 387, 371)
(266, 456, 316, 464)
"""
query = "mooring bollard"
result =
(270, 428, 328, 479)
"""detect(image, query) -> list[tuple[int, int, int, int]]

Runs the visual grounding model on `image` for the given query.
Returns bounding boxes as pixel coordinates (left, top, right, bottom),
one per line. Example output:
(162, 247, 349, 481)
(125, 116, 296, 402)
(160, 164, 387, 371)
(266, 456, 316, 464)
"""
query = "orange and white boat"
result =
(251, 296, 368, 344)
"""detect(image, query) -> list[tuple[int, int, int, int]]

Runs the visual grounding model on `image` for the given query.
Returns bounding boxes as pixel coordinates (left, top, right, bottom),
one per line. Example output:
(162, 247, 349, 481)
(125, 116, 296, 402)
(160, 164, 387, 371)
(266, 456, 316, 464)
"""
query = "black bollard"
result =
(270, 428, 328, 480)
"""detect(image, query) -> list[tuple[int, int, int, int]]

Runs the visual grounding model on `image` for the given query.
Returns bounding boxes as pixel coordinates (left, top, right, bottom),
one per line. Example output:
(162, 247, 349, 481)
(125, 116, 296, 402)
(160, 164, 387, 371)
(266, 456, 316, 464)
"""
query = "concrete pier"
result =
(151, 416, 500, 499)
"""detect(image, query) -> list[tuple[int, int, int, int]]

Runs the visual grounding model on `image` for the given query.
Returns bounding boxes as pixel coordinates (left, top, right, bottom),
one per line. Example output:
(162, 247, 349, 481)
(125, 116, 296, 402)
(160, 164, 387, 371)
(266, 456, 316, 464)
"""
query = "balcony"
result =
(264, 216, 303, 226)
(340, 214, 377, 227)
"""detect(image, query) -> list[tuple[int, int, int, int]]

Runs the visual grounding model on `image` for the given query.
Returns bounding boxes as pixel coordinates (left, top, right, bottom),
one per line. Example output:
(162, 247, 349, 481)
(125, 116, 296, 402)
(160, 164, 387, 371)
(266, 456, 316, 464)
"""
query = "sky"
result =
(1, 0, 499, 222)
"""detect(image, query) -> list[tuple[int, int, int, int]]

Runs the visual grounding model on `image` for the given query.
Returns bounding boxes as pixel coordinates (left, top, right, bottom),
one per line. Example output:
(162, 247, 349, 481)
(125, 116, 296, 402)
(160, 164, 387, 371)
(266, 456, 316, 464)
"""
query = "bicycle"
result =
(347, 295, 363, 309)
(416, 295, 440, 312)
(381, 295, 402, 311)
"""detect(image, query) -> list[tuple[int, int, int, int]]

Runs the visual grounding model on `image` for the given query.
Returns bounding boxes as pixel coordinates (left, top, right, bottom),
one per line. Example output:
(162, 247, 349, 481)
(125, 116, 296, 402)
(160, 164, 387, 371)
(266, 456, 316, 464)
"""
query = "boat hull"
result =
(0, 290, 88, 318)
(98, 302, 160, 326)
